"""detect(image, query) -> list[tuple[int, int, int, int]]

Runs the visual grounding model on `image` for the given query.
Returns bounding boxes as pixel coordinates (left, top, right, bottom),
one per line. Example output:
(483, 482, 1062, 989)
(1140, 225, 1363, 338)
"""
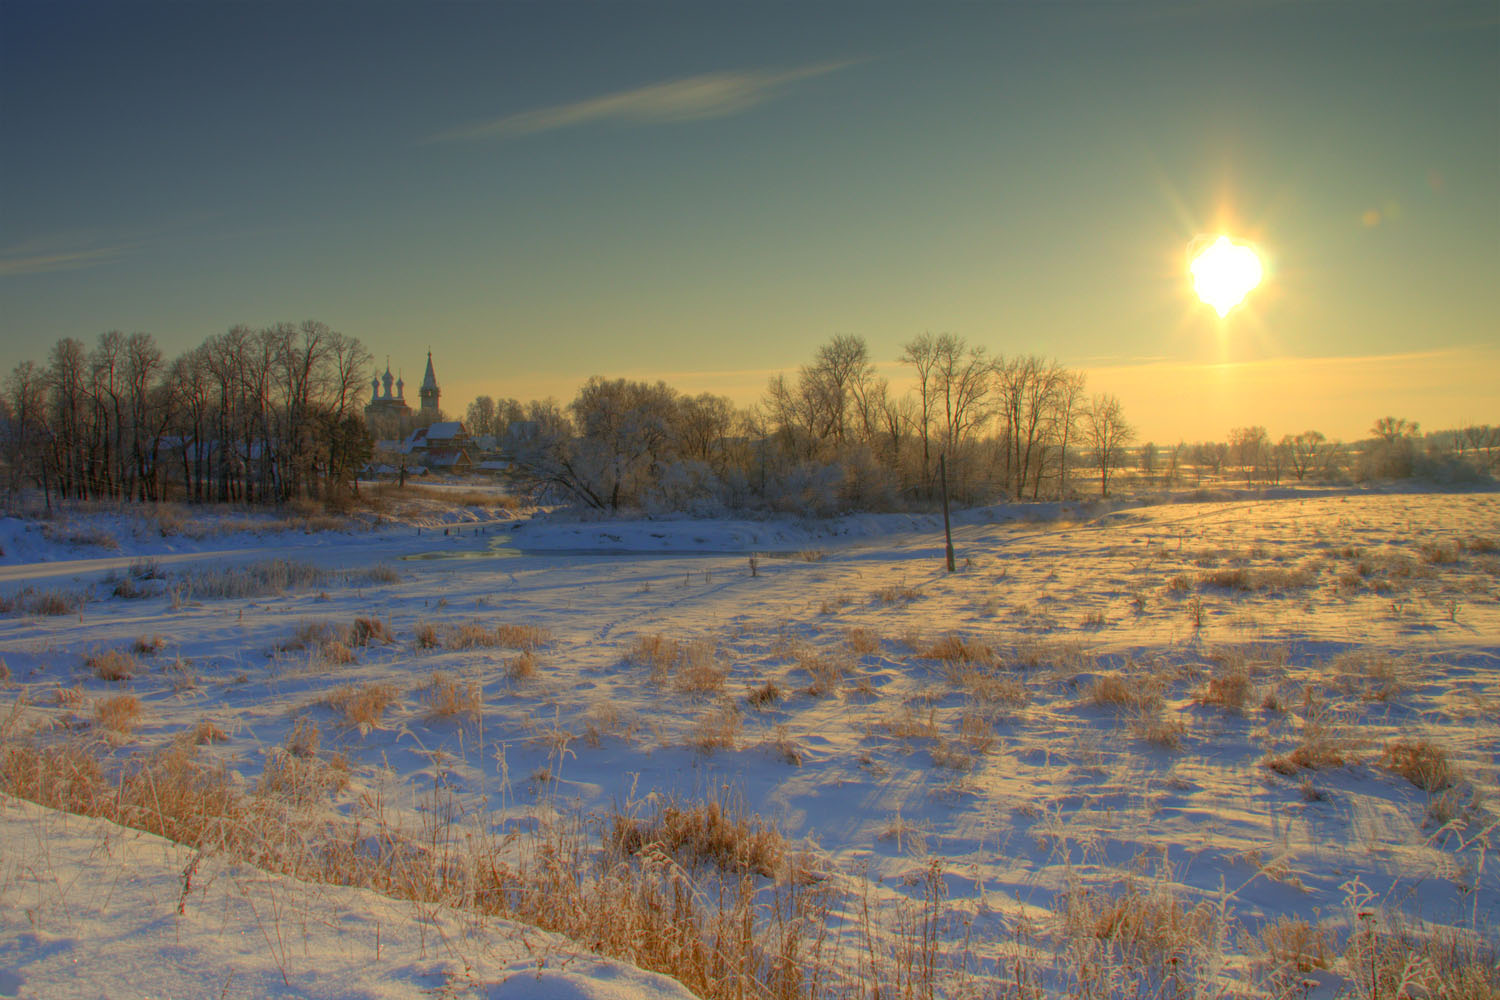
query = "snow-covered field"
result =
(2, 487, 1497, 998)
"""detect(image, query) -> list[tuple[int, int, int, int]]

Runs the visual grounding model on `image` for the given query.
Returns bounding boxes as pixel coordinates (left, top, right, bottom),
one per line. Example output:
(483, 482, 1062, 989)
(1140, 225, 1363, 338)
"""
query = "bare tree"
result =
(1139, 441, 1157, 485)
(676, 392, 738, 472)
(996, 355, 1070, 499)
(1193, 441, 1228, 482)
(123, 333, 167, 500)
(1364, 416, 1419, 479)
(932, 335, 992, 458)
(1052, 370, 1087, 500)
(1163, 441, 1184, 488)
(1084, 393, 1134, 497)
(899, 333, 942, 491)
(1, 362, 46, 505)
(465, 396, 498, 438)
(1372, 416, 1418, 442)
(1461, 424, 1499, 474)
(804, 334, 876, 446)
(45, 338, 88, 499)
(88, 331, 127, 499)
(1229, 426, 1269, 486)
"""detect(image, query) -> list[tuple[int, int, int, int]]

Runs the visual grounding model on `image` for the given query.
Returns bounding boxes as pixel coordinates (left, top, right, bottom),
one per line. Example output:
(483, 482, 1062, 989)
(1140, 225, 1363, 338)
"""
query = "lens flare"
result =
(1190, 236, 1262, 317)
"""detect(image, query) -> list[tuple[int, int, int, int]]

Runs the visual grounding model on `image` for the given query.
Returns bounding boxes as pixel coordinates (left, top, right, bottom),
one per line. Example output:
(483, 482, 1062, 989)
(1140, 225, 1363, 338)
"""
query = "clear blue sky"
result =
(3, 1, 1496, 441)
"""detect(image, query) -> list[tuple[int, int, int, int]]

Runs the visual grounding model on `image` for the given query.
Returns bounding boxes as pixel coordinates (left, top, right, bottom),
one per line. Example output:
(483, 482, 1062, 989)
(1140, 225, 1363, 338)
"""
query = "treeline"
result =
(469, 333, 1137, 514)
(1131, 417, 1500, 490)
(0, 323, 373, 508)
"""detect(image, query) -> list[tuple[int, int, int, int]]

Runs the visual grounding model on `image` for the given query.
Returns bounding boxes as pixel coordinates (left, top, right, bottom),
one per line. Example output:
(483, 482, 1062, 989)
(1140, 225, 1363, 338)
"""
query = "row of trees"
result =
(480, 335, 1494, 514)
(1127, 418, 1499, 491)
(10, 321, 1485, 516)
(492, 333, 1136, 514)
(1, 323, 373, 508)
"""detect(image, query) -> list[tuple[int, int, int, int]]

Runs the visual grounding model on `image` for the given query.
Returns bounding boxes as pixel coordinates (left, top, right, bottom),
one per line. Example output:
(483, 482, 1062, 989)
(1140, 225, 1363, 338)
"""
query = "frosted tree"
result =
(1084, 393, 1133, 497)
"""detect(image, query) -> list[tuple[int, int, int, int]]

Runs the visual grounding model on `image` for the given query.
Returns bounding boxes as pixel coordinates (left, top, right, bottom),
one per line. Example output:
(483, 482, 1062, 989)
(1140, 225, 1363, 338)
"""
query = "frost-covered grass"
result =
(1, 488, 1498, 998)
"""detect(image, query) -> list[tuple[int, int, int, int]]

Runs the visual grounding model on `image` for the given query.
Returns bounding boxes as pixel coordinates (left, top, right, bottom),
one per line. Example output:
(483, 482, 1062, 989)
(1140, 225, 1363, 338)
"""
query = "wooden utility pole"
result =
(940, 453, 956, 572)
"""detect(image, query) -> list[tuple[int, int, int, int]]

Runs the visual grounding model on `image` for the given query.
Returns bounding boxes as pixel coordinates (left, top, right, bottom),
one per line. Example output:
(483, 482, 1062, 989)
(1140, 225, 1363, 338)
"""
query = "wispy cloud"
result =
(0, 244, 129, 277)
(428, 61, 854, 143)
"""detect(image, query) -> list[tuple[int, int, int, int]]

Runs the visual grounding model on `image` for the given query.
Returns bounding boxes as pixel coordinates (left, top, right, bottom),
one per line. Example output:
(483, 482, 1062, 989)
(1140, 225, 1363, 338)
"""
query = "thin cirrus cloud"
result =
(0, 244, 130, 278)
(426, 60, 855, 143)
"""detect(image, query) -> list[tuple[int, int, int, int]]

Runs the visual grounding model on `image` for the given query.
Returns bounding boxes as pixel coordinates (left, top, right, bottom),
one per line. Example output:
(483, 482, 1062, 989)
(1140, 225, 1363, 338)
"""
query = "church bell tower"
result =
(419, 351, 440, 416)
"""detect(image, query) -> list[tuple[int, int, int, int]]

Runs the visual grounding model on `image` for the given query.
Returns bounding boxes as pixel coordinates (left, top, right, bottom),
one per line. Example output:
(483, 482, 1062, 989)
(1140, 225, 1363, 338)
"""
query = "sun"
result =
(1190, 235, 1262, 317)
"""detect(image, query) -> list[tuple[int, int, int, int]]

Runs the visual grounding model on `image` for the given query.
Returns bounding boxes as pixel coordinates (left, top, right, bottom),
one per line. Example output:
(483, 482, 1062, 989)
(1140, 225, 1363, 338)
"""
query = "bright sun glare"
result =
(1190, 236, 1263, 317)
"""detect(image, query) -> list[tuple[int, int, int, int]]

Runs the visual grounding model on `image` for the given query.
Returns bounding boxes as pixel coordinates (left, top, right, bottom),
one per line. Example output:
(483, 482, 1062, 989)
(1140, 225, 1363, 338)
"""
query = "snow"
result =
(1, 486, 1497, 996)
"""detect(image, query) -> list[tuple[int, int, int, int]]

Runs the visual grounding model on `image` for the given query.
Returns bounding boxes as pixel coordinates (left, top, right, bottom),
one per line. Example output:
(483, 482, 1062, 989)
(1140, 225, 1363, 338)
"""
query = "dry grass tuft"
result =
(180, 559, 329, 600)
(321, 683, 398, 730)
(285, 716, 321, 758)
(688, 701, 741, 753)
(955, 668, 1029, 708)
(1090, 671, 1162, 713)
(818, 594, 853, 615)
(1333, 650, 1409, 702)
(495, 623, 550, 650)
(582, 701, 638, 746)
(880, 704, 940, 744)
(317, 639, 357, 665)
(627, 632, 680, 673)
(609, 794, 785, 878)
(259, 747, 350, 804)
(110, 575, 150, 599)
(1417, 540, 1461, 564)
(797, 648, 849, 697)
(1054, 875, 1219, 992)
(874, 584, 921, 605)
(630, 634, 727, 694)
(444, 623, 498, 649)
(52, 684, 85, 708)
(440, 622, 549, 651)
(845, 627, 880, 656)
(1379, 739, 1459, 793)
(282, 620, 375, 662)
(36, 589, 81, 616)
(283, 620, 334, 651)
(1198, 564, 1317, 592)
(132, 634, 167, 656)
(922, 634, 995, 664)
(418, 672, 482, 721)
(767, 723, 804, 765)
(350, 617, 395, 646)
(746, 680, 782, 709)
(0, 587, 83, 616)
(86, 649, 141, 682)
(1130, 708, 1188, 750)
(930, 736, 975, 772)
(363, 563, 402, 584)
(673, 641, 728, 694)
(505, 651, 538, 682)
(1251, 915, 1337, 976)
(958, 711, 996, 754)
(1195, 668, 1253, 713)
(1264, 699, 1351, 774)
(414, 621, 439, 649)
(1463, 534, 1496, 554)
(187, 719, 228, 745)
(95, 694, 142, 734)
